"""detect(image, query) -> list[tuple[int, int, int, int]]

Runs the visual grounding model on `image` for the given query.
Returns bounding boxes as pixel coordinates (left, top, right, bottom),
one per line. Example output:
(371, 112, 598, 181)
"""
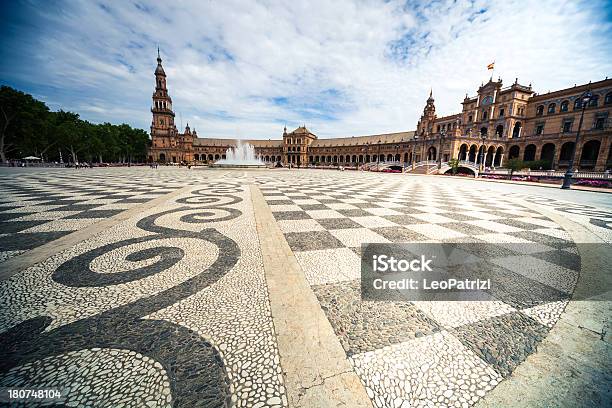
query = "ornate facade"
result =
(148, 54, 612, 171)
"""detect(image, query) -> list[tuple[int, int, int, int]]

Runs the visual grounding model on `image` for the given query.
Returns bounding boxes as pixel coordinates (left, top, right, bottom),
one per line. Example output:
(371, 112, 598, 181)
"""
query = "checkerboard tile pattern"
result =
(256, 173, 579, 408)
(0, 170, 193, 263)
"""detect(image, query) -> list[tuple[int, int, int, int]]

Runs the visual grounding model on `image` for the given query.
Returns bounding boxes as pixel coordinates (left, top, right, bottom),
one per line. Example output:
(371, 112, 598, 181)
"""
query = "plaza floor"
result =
(0, 167, 610, 408)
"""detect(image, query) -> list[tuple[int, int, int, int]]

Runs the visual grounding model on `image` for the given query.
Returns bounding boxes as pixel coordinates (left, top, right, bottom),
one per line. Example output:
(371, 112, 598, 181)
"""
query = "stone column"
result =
(595, 138, 610, 172)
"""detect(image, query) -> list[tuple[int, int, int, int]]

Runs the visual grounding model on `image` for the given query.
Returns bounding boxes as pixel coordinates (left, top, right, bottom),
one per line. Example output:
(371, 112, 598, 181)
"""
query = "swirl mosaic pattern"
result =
(0, 180, 287, 407)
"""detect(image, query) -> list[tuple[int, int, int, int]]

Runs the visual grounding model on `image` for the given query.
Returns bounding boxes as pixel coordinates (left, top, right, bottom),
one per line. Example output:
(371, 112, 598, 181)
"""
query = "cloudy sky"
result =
(1, 0, 611, 139)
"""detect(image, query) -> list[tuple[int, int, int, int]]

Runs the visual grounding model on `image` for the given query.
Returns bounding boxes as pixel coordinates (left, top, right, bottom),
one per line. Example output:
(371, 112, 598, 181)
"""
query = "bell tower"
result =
(416, 89, 437, 136)
(151, 47, 178, 161)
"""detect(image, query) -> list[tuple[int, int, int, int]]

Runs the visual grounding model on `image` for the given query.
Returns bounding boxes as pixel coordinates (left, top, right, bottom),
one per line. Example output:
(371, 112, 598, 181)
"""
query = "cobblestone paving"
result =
(0, 169, 286, 407)
(0, 168, 211, 264)
(255, 170, 593, 408)
(0, 167, 608, 408)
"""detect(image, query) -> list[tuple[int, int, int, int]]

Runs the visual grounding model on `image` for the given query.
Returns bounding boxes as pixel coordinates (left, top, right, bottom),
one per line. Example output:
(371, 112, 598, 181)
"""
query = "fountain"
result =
(212, 140, 267, 168)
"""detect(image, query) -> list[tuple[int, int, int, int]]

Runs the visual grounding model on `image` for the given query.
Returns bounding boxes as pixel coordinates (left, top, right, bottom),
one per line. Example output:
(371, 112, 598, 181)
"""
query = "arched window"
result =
(536, 105, 544, 116)
(560, 100, 569, 112)
(495, 125, 504, 137)
(574, 99, 582, 110)
(589, 95, 599, 107)
(482, 110, 488, 120)
(547, 103, 556, 114)
(605, 92, 612, 105)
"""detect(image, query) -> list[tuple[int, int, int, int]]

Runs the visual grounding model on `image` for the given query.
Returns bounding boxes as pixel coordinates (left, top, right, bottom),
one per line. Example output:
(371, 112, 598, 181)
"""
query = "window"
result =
(594, 117, 605, 130)
(589, 96, 599, 107)
(482, 95, 493, 105)
(605, 92, 612, 105)
(482, 110, 488, 120)
(499, 108, 505, 117)
(560, 100, 569, 112)
(536, 105, 544, 116)
(536, 124, 544, 135)
(468, 115, 473, 123)
(547, 103, 556, 114)
(437, 125, 441, 132)
(562, 120, 572, 133)
(574, 99, 582, 110)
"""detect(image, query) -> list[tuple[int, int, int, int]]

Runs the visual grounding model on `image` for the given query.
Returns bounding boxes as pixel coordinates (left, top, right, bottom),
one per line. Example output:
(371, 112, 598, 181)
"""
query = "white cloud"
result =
(2, 0, 611, 139)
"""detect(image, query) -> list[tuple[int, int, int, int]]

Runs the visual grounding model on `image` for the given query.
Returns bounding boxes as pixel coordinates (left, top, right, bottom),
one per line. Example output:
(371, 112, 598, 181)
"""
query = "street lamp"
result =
(412, 134, 418, 170)
(479, 130, 487, 172)
(561, 90, 593, 189)
(377, 139, 382, 172)
(437, 129, 447, 169)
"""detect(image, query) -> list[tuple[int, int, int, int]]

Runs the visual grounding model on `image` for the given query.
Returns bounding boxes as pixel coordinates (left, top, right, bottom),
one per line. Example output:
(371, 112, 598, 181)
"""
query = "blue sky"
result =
(1, 0, 611, 139)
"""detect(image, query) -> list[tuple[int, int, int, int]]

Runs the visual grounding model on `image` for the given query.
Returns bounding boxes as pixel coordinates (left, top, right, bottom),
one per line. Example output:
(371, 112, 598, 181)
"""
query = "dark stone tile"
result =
(451, 312, 549, 377)
(38, 199, 83, 206)
(0, 220, 48, 234)
(115, 198, 153, 204)
(48, 203, 100, 212)
(530, 249, 580, 271)
(0, 231, 73, 251)
(450, 259, 570, 309)
(443, 222, 493, 236)
(0, 212, 33, 222)
(488, 218, 544, 231)
(298, 204, 329, 211)
(441, 212, 482, 221)
(454, 242, 521, 258)
(383, 214, 427, 225)
(272, 211, 311, 220)
(266, 200, 295, 206)
(318, 198, 342, 204)
(64, 209, 124, 219)
(336, 208, 371, 217)
(316, 218, 362, 229)
(313, 280, 441, 356)
(351, 202, 380, 209)
(371, 226, 429, 242)
(284, 230, 344, 251)
(507, 231, 573, 249)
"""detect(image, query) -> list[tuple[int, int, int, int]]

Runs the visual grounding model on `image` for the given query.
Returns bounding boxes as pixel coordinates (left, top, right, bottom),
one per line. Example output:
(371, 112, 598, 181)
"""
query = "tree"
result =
(448, 158, 460, 175)
(506, 158, 525, 177)
(1, 85, 153, 164)
(0, 86, 50, 162)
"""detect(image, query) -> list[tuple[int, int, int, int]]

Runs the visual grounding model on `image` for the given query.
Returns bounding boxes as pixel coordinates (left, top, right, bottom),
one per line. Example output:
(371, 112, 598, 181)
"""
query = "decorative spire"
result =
(155, 47, 165, 76)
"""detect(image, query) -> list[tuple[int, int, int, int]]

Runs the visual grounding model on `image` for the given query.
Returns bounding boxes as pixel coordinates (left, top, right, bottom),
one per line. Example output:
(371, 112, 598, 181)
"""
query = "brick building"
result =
(147, 53, 611, 171)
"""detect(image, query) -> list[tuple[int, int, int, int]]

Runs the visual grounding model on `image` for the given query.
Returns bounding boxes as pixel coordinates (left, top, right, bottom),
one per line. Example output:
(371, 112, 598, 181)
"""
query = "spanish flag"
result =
(487, 62, 495, 70)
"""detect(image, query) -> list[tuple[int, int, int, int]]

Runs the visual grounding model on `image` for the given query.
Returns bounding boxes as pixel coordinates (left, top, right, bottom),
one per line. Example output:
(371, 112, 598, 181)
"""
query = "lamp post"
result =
(561, 90, 593, 190)
(412, 134, 418, 170)
(479, 131, 487, 173)
(377, 139, 381, 172)
(437, 129, 446, 169)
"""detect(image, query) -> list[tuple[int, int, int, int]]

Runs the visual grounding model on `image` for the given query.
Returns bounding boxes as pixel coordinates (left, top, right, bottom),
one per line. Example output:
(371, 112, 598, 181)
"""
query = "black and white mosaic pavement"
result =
(0, 168, 203, 264)
(0, 169, 287, 407)
(256, 171, 582, 408)
(0, 167, 606, 408)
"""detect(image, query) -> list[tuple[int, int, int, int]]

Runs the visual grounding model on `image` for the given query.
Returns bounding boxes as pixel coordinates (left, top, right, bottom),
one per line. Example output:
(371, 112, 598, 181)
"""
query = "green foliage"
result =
(0, 86, 150, 163)
(448, 158, 460, 175)
(505, 158, 525, 175)
(523, 160, 552, 170)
